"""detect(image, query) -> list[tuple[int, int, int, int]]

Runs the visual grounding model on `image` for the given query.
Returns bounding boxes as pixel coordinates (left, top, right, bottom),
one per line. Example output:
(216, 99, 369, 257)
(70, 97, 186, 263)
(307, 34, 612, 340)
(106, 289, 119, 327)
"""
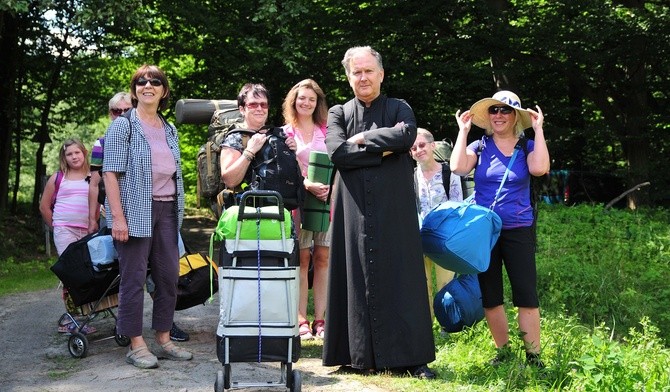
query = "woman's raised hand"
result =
(455, 109, 473, 134)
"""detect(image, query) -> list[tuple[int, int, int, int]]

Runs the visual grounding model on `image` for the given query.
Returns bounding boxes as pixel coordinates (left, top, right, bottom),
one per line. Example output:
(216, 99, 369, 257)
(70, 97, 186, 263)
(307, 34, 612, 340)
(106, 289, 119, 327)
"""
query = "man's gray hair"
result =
(341, 46, 384, 75)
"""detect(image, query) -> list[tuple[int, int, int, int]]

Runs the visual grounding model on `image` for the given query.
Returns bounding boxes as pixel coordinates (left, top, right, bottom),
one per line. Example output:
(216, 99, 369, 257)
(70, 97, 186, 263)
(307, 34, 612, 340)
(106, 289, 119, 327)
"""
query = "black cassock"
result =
(323, 95, 435, 370)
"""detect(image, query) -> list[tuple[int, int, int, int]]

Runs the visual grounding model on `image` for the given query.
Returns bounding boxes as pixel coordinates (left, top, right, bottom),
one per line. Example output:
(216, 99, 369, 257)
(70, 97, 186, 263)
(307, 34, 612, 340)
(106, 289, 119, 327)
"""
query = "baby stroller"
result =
(50, 229, 130, 358)
(212, 190, 301, 392)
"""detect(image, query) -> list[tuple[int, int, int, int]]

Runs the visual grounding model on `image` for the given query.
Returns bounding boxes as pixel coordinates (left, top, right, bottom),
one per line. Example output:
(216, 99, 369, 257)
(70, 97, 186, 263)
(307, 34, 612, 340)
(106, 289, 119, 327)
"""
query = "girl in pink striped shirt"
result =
(40, 138, 95, 333)
(40, 138, 91, 255)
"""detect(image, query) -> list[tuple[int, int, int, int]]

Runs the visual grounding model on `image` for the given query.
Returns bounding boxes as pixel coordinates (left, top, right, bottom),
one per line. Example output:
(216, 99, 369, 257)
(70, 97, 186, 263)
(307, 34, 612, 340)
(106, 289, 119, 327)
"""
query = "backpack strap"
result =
(121, 110, 133, 142)
(50, 170, 64, 210)
(440, 162, 451, 200)
(225, 127, 256, 150)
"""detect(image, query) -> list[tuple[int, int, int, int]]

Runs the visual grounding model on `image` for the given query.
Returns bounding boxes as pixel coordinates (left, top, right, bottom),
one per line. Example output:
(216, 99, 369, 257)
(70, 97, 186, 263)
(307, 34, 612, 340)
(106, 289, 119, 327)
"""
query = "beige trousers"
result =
(424, 255, 455, 318)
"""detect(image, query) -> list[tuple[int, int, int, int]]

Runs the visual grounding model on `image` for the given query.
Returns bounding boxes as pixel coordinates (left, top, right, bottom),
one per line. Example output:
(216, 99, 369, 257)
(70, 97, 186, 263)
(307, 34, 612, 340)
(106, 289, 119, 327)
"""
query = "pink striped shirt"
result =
(52, 177, 89, 229)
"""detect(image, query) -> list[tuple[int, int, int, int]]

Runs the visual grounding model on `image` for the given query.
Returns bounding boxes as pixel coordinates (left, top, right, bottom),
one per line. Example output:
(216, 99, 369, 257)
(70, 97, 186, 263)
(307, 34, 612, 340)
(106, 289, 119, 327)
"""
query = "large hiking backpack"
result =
(231, 126, 305, 211)
(433, 138, 453, 163)
(196, 108, 244, 201)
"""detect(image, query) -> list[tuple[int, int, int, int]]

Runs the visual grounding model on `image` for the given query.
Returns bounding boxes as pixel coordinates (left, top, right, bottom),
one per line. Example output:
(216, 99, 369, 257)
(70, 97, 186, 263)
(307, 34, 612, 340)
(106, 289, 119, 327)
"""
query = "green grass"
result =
(0, 258, 58, 296)
(2, 205, 670, 390)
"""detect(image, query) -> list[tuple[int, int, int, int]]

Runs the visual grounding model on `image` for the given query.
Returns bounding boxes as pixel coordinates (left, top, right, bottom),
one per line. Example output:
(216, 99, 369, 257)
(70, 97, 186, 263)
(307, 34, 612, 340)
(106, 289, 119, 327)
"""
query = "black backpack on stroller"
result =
(50, 229, 119, 306)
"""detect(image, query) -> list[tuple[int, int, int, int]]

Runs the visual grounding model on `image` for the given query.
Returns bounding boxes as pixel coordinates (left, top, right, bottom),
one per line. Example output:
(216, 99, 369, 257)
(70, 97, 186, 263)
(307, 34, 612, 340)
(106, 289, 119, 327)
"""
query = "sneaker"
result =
(312, 319, 325, 339)
(58, 321, 97, 335)
(526, 352, 546, 369)
(126, 345, 158, 369)
(170, 323, 190, 342)
(152, 341, 193, 361)
(490, 344, 514, 366)
(299, 320, 313, 340)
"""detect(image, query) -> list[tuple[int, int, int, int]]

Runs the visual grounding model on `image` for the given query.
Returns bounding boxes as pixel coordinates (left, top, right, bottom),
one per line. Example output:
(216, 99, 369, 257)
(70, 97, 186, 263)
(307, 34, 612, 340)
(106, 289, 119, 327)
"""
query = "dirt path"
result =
(0, 216, 387, 392)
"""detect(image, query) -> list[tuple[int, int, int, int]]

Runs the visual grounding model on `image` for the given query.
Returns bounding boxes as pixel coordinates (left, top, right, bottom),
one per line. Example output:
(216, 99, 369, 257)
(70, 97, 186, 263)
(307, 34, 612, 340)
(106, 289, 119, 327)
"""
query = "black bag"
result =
(247, 127, 305, 211)
(175, 252, 219, 310)
(50, 229, 119, 306)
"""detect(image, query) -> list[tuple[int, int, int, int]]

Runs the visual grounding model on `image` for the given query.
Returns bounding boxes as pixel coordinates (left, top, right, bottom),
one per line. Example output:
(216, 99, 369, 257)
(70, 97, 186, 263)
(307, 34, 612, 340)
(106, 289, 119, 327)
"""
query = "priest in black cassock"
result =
(323, 46, 436, 379)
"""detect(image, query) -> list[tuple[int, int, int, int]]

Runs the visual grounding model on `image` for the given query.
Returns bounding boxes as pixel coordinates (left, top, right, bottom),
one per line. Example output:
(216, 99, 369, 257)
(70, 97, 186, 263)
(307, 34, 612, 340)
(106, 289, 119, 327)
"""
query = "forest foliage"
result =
(1, 0, 669, 213)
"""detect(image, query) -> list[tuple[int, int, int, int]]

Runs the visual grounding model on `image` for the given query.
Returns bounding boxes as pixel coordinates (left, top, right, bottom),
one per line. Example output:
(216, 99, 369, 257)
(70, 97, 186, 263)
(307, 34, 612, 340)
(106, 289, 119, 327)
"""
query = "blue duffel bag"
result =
(434, 273, 484, 333)
(420, 200, 502, 274)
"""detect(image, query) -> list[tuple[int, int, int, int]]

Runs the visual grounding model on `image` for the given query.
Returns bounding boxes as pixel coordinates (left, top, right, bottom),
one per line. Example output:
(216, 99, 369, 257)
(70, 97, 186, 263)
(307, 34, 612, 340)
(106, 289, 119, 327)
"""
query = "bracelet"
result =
(242, 150, 254, 161)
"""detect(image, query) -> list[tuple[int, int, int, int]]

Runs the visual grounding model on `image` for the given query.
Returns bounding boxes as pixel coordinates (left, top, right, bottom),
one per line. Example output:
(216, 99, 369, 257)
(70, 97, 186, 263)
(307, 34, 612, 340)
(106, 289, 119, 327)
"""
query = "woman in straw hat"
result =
(450, 90, 550, 368)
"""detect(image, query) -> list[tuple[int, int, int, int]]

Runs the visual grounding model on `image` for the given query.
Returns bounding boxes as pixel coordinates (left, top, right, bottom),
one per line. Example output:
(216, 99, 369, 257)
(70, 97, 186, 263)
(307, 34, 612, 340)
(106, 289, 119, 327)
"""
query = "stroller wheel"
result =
(113, 327, 131, 347)
(214, 369, 224, 392)
(68, 332, 88, 358)
(223, 364, 231, 389)
(289, 369, 302, 392)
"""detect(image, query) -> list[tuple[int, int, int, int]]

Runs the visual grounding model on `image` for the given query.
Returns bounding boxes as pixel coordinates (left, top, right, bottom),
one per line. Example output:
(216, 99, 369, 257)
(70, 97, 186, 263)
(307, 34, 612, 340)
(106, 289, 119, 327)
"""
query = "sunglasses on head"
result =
(488, 105, 514, 115)
(411, 142, 428, 151)
(110, 107, 130, 116)
(246, 102, 269, 109)
(136, 77, 163, 87)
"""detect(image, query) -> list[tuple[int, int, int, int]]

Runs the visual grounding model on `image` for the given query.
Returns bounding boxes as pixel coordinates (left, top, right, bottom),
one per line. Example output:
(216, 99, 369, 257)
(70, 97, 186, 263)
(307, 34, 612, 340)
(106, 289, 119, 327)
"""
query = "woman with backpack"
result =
(104, 64, 191, 369)
(39, 138, 96, 334)
(450, 90, 550, 369)
(281, 79, 330, 340)
(219, 83, 299, 205)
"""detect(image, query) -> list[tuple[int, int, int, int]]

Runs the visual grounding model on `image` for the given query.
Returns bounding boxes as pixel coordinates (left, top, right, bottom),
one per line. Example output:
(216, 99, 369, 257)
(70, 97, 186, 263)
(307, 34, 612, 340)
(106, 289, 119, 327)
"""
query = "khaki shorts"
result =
(298, 227, 331, 249)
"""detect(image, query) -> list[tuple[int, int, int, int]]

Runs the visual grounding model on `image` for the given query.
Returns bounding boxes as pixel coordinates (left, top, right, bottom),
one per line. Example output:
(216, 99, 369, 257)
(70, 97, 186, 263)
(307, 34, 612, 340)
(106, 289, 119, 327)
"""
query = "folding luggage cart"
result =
(213, 191, 301, 392)
(50, 229, 130, 358)
(58, 274, 130, 358)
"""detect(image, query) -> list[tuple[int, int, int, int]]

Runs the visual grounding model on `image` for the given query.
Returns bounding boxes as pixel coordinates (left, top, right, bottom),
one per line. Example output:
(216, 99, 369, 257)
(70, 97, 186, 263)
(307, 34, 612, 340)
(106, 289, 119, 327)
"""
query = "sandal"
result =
(126, 345, 158, 369)
(299, 320, 313, 340)
(58, 321, 97, 335)
(312, 319, 325, 339)
(152, 341, 193, 361)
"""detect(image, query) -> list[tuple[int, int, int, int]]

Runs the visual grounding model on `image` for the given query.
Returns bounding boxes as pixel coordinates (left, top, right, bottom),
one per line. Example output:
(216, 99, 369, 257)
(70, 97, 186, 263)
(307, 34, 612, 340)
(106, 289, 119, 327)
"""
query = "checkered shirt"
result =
(102, 109, 184, 237)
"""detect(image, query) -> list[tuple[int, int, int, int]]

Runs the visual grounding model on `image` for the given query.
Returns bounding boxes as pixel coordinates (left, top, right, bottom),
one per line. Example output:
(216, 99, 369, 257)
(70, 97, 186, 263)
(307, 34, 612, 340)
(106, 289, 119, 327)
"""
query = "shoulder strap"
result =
(122, 110, 133, 142)
(441, 162, 451, 200)
(490, 146, 520, 210)
(477, 135, 486, 155)
(226, 128, 257, 150)
(516, 136, 529, 156)
(50, 170, 64, 209)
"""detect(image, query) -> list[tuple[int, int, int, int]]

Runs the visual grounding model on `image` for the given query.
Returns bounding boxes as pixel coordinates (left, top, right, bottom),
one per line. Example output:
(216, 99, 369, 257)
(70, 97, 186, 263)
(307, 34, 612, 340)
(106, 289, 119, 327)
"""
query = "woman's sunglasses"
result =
(246, 102, 269, 109)
(136, 77, 163, 87)
(110, 108, 130, 116)
(488, 105, 514, 115)
(411, 142, 428, 151)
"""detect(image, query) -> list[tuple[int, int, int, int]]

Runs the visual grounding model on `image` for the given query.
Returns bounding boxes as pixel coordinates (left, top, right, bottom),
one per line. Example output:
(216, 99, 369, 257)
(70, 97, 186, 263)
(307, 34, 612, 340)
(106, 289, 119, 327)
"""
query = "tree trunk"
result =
(0, 11, 19, 214)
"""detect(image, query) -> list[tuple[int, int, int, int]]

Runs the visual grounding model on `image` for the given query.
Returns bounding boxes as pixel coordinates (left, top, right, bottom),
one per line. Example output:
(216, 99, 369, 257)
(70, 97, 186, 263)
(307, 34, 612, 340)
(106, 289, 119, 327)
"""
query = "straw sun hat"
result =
(469, 90, 532, 135)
